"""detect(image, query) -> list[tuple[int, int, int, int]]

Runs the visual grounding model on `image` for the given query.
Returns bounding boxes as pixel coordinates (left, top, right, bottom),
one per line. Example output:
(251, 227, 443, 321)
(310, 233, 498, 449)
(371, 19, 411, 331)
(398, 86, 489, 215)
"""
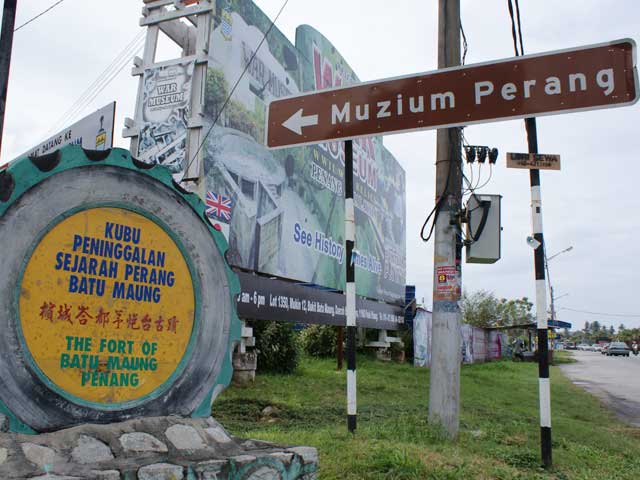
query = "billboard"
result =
(14, 102, 115, 160)
(137, 59, 195, 179)
(203, 0, 406, 304)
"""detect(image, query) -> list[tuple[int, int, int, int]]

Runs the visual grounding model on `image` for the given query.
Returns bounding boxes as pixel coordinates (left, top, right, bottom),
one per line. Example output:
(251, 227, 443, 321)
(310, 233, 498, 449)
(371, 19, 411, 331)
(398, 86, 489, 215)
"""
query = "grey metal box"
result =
(466, 194, 501, 264)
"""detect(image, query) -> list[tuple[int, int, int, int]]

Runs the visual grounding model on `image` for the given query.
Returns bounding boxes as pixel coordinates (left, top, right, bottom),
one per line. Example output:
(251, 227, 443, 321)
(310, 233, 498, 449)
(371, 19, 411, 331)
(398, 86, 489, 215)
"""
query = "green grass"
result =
(212, 355, 640, 479)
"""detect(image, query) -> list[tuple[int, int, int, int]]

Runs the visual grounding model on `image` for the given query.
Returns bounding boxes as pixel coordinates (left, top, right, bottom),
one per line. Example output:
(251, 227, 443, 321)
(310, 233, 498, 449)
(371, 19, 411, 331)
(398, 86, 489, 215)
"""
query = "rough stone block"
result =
(90, 470, 121, 480)
(21, 442, 55, 468)
(231, 454, 257, 465)
(120, 432, 168, 453)
(269, 451, 294, 463)
(0, 447, 7, 465)
(0, 414, 8, 432)
(232, 351, 257, 370)
(232, 369, 255, 385)
(137, 462, 184, 480)
(287, 446, 318, 464)
(203, 426, 232, 444)
(71, 435, 114, 464)
(29, 475, 83, 480)
(165, 424, 206, 450)
(194, 459, 226, 480)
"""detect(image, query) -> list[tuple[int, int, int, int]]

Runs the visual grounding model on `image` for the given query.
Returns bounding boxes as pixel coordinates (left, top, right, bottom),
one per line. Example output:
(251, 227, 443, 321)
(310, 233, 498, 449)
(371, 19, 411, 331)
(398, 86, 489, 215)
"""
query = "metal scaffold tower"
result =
(123, 0, 213, 189)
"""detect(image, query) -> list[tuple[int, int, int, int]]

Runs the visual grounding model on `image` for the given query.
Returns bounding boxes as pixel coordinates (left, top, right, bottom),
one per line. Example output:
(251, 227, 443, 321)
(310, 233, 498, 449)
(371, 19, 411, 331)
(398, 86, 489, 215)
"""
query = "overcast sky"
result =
(2, 0, 639, 331)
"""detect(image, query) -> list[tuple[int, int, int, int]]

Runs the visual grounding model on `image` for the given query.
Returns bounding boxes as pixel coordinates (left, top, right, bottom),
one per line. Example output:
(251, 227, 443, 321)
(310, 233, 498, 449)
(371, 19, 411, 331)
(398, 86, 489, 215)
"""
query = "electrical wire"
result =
(183, 0, 290, 178)
(474, 163, 493, 190)
(49, 31, 145, 133)
(14, 0, 65, 32)
(560, 307, 640, 319)
(507, 0, 522, 56)
(460, 21, 468, 65)
(420, 127, 461, 243)
(514, 0, 525, 55)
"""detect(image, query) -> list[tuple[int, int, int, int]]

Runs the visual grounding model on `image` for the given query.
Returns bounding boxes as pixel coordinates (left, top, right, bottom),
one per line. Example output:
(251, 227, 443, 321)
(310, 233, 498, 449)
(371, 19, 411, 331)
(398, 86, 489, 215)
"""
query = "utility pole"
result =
(0, 0, 17, 159)
(525, 117, 552, 468)
(429, 0, 462, 439)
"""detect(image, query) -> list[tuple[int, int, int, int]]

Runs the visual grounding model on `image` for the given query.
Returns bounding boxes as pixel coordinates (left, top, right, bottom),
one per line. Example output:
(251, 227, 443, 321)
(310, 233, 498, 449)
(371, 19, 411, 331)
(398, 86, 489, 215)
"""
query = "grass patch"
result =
(213, 355, 640, 479)
(552, 350, 577, 365)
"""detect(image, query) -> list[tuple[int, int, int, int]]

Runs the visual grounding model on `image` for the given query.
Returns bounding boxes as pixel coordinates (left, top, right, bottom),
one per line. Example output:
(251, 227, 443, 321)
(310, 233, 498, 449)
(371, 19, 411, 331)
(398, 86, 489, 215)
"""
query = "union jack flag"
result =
(206, 191, 234, 222)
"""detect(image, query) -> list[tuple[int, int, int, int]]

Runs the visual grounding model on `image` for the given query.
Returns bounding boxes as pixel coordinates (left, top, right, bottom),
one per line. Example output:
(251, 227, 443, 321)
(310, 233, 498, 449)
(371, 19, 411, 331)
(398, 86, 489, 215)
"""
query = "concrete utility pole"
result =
(429, 0, 462, 439)
(0, 0, 17, 159)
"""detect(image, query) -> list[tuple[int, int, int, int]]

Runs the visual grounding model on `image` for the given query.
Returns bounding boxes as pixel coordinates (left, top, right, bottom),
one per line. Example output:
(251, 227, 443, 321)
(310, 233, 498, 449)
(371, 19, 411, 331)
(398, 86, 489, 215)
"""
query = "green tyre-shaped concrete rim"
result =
(0, 146, 240, 432)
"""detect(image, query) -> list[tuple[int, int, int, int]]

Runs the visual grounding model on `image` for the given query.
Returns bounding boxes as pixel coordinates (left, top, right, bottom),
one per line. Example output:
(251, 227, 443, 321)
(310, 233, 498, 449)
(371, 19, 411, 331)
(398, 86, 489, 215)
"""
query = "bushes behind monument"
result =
(300, 325, 339, 358)
(253, 321, 300, 374)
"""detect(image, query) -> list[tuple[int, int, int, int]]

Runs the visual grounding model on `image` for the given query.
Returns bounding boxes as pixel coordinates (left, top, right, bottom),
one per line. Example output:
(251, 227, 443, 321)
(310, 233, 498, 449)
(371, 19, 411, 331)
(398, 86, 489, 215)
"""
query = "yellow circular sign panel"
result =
(19, 207, 195, 405)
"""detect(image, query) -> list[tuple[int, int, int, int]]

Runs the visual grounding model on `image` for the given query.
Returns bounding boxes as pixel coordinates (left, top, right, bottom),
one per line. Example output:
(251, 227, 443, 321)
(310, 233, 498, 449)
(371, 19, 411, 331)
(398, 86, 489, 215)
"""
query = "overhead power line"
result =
(14, 0, 65, 32)
(49, 30, 145, 133)
(560, 307, 640, 319)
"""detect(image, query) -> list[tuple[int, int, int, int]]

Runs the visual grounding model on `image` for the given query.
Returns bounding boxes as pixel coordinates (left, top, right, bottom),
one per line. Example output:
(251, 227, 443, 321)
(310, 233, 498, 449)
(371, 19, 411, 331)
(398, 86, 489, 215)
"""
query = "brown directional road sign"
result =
(266, 39, 638, 149)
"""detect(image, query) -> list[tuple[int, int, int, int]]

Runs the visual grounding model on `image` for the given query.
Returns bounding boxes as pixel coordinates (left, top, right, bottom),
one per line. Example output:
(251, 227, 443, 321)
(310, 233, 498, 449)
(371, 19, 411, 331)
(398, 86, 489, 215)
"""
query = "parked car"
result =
(577, 343, 591, 351)
(606, 341, 630, 357)
(591, 344, 602, 352)
(601, 344, 610, 355)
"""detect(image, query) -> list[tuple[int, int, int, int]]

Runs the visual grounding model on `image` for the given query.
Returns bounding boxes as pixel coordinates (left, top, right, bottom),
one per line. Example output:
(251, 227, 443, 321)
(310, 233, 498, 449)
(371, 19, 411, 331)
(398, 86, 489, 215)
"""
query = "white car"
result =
(591, 344, 602, 352)
(577, 343, 591, 351)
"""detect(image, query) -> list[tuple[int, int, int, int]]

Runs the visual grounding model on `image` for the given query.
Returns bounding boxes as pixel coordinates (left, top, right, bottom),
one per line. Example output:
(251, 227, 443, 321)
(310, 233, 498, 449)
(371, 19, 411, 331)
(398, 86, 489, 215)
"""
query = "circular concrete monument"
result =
(0, 146, 240, 432)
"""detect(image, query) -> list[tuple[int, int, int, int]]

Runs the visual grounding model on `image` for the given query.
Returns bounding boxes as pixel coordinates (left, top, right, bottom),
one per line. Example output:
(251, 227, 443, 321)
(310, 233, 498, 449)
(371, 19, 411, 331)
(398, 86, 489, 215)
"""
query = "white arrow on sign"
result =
(282, 108, 319, 135)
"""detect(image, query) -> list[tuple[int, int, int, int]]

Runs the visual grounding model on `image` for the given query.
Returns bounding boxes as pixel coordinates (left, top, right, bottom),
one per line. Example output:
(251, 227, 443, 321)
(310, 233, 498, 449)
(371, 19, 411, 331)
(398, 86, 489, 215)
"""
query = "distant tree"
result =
(461, 290, 499, 328)
(609, 325, 615, 336)
(591, 320, 601, 333)
(462, 291, 535, 329)
(584, 321, 590, 333)
(497, 297, 534, 326)
(619, 323, 626, 332)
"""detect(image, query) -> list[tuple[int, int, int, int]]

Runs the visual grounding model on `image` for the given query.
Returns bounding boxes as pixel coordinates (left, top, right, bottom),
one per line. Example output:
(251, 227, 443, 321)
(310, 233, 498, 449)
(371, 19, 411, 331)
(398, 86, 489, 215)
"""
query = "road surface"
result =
(560, 350, 640, 426)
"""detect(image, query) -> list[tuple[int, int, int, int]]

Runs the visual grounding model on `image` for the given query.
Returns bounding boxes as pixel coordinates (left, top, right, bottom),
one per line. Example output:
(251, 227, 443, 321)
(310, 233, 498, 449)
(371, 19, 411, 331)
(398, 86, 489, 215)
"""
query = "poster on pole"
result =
(137, 59, 195, 179)
(413, 308, 432, 367)
(203, 0, 406, 304)
(14, 102, 115, 160)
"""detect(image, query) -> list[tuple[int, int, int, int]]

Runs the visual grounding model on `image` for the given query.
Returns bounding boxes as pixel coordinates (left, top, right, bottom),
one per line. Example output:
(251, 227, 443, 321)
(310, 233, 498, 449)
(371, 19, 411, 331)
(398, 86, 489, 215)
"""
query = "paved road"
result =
(560, 350, 640, 426)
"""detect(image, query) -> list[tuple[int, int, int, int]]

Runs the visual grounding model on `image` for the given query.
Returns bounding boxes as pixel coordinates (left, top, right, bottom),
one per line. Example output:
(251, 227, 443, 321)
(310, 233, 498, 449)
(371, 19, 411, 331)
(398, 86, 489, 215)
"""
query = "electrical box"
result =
(466, 194, 501, 264)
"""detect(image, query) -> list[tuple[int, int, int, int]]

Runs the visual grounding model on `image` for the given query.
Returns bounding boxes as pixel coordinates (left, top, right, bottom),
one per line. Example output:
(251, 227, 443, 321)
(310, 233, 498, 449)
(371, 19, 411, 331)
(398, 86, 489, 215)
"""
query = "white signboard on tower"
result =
(14, 102, 115, 160)
(137, 58, 195, 178)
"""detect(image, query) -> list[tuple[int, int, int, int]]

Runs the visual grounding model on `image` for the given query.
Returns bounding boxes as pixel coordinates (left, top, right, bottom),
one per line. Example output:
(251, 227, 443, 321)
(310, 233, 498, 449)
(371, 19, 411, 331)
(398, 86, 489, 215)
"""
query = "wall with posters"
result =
(413, 308, 507, 367)
(202, 0, 406, 304)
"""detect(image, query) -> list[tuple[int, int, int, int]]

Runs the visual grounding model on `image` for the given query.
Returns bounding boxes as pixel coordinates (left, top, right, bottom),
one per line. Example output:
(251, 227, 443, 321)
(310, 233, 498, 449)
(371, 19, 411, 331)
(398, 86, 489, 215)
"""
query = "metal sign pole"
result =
(344, 140, 357, 433)
(525, 117, 552, 467)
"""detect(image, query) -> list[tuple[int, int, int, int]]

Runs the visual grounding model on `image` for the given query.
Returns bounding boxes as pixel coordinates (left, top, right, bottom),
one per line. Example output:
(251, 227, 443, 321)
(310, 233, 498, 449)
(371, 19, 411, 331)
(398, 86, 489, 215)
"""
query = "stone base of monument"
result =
(232, 351, 258, 385)
(0, 416, 317, 479)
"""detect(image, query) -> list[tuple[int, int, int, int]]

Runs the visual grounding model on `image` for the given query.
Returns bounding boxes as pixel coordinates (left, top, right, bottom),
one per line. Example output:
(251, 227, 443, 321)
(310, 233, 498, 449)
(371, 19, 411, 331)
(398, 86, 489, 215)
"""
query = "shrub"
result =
(252, 321, 300, 374)
(300, 325, 339, 357)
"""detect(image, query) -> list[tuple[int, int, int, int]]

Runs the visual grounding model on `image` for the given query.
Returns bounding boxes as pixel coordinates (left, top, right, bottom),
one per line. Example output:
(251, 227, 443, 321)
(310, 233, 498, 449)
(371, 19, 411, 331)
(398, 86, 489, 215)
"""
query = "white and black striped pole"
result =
(344, 140, 357, 433)
(525, 117, 552, 468)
